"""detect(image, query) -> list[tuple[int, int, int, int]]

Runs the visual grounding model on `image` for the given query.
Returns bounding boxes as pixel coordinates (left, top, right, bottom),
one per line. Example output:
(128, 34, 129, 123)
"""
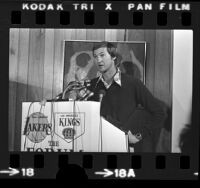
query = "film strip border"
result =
(0, 1, 199, 180)
(6, 153, 198, 179)
(10, 9, 191, 27)
(0, 1, 199, 28)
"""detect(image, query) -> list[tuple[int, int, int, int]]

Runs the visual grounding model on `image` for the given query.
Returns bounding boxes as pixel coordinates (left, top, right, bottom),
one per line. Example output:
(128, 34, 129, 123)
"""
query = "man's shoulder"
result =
(121, 73, 142, 85)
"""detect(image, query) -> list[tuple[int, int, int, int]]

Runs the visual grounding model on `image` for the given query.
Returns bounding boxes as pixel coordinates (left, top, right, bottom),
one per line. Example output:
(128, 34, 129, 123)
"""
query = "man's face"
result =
(93, 47, 115, 73)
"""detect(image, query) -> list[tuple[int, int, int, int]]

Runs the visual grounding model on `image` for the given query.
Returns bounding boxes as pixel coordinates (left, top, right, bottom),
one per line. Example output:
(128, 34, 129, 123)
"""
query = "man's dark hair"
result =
(92, 41, 122, 67)
(92, 41, 117, 59)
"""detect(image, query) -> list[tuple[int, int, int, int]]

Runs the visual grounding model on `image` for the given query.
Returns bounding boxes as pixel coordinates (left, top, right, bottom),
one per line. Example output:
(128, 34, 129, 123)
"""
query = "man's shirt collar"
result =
(97, 69, 121, 89)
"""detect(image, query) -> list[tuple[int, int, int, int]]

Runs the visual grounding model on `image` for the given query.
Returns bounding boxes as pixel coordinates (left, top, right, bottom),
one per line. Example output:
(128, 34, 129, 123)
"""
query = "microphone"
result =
(54, 92, 63, 100)
(68, 90, 78, 101)
(80, 79, 91, 88)
(39, 91, 65, 104)
(81, 91, 94, 101)
(99, 90, 106, 102)
(41, 92, 63, 103)
(40, 80, 92, 103)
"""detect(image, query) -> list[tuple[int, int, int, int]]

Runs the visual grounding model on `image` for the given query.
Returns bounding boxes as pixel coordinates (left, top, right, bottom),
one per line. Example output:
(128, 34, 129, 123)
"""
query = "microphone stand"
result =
(125, 132, 130, 153)
(99, 94, 104, 152)
(72, 99, 76, 152)
(98, 109, 102, 152)
(69, 92, 78, 152)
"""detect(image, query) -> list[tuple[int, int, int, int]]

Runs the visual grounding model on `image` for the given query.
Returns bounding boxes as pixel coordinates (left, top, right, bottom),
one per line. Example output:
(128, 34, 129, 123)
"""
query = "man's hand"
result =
(128, 131, 140, 144)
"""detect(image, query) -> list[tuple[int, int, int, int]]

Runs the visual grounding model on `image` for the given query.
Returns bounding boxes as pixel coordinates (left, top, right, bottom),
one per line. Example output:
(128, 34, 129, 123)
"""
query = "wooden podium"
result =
(21, 101, 128, 152)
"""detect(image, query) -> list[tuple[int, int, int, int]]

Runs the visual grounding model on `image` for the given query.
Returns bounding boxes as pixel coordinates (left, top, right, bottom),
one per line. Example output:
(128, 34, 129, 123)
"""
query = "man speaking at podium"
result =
(87, 42, 167, 152)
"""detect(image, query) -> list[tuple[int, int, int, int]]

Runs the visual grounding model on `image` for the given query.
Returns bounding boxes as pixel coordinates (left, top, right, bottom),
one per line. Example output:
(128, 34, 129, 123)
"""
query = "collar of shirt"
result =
(97, 69, 122, 89)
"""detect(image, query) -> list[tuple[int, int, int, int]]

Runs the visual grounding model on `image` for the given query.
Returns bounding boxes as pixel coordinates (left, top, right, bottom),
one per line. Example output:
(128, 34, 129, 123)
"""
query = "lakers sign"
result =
(23, 112, 52, 143)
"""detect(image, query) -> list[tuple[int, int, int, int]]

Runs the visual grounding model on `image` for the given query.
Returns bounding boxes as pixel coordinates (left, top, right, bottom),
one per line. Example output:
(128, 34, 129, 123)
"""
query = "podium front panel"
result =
(21, 101, 127, 152)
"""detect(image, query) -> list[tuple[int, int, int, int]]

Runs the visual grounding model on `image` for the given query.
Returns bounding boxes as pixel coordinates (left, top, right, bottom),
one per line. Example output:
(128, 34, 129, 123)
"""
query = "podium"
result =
(21, 101, 128, 152)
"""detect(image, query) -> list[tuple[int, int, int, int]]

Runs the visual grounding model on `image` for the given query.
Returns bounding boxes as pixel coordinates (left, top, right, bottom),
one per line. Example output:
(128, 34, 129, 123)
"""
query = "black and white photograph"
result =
(9, 29, 193, 153)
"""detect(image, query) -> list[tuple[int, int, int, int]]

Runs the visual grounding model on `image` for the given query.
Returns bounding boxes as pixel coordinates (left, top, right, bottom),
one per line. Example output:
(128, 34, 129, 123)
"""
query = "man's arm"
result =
(124, 78, 167, 140)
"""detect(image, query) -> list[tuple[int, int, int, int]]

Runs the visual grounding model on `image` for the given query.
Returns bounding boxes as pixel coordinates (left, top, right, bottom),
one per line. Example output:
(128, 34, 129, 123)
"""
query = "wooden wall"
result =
(9, 29, 173, 151)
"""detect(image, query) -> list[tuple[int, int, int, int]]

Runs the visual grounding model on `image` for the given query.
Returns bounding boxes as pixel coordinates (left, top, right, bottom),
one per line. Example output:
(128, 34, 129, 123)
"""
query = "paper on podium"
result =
(101, 117, 128, 152)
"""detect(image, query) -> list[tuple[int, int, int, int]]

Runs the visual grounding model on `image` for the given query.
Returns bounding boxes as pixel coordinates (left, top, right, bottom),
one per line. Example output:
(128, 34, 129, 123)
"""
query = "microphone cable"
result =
(98, 90, 106, 152)
(23, 102, 34, 151)
(32, 103, 44, 151)
(72, 102, 84, 152)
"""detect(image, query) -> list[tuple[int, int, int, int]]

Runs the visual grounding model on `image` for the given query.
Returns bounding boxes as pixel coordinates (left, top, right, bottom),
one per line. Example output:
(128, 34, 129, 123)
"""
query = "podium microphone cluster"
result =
(99, 90, 106, 102)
